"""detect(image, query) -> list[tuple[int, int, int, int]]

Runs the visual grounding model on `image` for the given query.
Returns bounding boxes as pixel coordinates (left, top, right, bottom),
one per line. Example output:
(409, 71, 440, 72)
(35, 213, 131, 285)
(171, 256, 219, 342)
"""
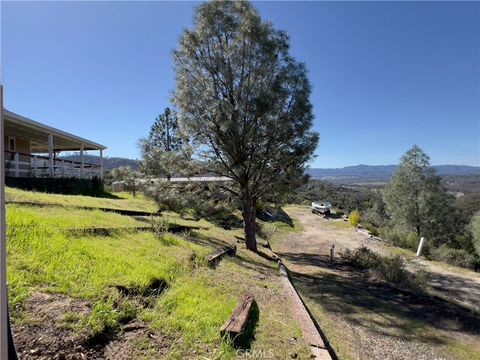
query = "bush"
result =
(152, 216, 170, 238)
(364, 223, 379, 236)
(349, 210, 361, 227)
(340, 247, 429, 290)
(429, 245, 478, 270)
(340, 246, 380, 269)
(379, 226, 419, 251)
(335, 209, 345, 216)
(376, 255, 409, 285)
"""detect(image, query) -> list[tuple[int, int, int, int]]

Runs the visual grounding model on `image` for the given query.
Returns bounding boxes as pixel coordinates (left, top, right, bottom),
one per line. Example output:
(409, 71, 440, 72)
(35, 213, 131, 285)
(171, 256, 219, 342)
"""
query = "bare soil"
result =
(12, 292, 168, 360)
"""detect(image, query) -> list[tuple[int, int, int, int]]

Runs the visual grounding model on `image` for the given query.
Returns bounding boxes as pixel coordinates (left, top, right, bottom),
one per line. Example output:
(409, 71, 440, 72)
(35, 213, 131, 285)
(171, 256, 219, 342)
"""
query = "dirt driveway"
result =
(280, 206, 480, 311)
(271, 206, 480, 360)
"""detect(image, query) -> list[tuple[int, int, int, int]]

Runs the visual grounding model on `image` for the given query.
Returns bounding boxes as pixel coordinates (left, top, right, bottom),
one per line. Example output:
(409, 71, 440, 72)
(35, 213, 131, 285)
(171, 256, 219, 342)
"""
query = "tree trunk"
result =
(241, 195, 257, 252)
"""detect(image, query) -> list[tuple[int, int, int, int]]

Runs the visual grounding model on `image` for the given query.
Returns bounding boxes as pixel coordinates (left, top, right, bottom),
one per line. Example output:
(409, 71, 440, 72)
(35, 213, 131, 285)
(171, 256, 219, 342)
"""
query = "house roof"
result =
(3, 109, 106, 152)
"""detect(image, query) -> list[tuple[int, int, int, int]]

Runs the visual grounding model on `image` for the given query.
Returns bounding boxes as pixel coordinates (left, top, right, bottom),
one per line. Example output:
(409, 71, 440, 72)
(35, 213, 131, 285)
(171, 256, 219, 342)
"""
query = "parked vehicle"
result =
(311, 201, 331, 215)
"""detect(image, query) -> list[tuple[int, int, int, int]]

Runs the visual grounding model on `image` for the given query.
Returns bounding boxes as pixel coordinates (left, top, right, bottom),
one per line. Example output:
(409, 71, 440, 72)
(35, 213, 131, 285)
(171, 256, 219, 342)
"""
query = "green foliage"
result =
(382, 145, 457, 246)
(110, 166, 140, 196)
(363, 223, 379, 236)
(292, 179, 386, 214)
(348, 210, 361, 227)
(471, 211, 480, 258)
(379, 226, 419, 251)
(340, 246, 380, 269)
(172, 0, 318, 250)
(340, 247, 429, 290)
(455, 192, 480, 222)
(429, 245, 478, 270)
(139, 107, 194, 180)
(144, 181, 234, 220)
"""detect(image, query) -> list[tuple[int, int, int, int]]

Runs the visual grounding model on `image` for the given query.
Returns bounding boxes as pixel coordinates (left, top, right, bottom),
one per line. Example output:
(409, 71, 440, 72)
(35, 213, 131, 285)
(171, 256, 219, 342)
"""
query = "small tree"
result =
(382, 145, 456, 245)
(139, 107, 192, 181)
(173, 1, 319, 251)
(471, 211, 480, 257)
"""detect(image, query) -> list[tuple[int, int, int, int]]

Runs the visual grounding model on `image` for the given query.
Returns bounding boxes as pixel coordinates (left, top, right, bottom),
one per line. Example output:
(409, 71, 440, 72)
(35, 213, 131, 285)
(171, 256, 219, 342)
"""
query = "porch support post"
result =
(48, 133, 54, 177)
(14, 152, 19, 177)
(100, 149, 104, 179)
(80, 144, 84, 178)
(32, 155, 37, 177)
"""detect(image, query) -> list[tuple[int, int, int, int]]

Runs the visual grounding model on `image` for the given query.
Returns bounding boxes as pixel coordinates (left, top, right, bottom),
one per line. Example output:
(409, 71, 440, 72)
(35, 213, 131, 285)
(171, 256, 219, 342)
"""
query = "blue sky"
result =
(2, 1, 479, 168)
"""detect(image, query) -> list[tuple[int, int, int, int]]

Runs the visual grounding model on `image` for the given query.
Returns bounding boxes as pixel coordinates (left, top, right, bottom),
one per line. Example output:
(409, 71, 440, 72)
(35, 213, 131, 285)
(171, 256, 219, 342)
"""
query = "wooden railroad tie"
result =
(221, 293, 255, 343)
(206, 244, 237, 268)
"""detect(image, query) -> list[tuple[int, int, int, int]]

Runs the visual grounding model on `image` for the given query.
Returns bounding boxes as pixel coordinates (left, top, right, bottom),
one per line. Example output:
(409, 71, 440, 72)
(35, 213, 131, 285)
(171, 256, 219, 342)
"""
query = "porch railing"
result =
(4, 151, 101, 179)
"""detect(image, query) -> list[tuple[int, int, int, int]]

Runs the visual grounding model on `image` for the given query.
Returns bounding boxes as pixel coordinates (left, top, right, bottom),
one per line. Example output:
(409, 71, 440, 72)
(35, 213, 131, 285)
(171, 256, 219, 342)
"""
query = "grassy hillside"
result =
(6, 187, 309, 359)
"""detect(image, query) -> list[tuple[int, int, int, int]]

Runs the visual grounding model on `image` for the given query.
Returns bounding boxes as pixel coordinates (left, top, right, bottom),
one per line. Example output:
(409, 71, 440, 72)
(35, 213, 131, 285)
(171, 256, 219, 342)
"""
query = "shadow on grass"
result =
(180, 230, 233, 250)
(89, 190, 123, 199)
(281, 252, 480, 346)
(232, 252, 276, 275)
(206, 213, 243, 230)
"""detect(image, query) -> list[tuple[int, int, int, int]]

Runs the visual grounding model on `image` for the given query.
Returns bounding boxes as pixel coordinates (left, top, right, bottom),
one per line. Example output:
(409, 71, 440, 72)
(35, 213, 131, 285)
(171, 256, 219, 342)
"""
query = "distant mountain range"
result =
(64, 154, 479, 185)
(306, 164, 480, 184)
(61, 154, 141, 170)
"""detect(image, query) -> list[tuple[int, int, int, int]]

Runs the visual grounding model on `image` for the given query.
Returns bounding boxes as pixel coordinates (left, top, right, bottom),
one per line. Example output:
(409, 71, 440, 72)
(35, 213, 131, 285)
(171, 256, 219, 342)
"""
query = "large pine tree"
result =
(172, 1, 318, 251)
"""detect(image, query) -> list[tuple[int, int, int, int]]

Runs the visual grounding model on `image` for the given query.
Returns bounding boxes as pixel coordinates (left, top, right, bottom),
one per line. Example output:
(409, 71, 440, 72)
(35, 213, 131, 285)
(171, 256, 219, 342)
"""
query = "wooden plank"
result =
(206, 244, 236, 268)
(221, 293, 255, 338)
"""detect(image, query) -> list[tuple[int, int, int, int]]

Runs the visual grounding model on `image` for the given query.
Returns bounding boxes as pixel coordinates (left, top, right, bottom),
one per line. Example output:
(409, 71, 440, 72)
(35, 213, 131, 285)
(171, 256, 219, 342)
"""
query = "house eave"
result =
(3, 109, 107, 151)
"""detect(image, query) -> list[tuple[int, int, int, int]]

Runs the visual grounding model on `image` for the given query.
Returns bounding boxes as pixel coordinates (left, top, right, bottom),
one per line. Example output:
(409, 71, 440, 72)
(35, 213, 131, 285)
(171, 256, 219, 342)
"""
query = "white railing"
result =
(4, 151, 101, 179)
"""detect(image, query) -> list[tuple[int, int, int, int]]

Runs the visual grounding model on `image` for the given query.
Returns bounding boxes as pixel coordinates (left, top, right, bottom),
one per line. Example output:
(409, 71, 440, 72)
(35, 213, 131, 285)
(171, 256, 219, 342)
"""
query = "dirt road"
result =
(281, 206, 480, 311)
(271, 206, 480, 360)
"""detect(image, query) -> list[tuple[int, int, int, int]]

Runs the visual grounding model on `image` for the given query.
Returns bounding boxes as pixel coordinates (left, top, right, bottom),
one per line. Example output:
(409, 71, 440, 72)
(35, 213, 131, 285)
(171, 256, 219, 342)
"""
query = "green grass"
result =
(6, 187, 158, 212)
(6, 190, 310, 359)
(7, 203, 146, 229)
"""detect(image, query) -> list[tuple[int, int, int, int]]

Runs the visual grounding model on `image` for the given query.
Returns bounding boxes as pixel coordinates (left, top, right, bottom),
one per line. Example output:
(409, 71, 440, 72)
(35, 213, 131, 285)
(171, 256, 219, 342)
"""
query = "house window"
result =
(8, 137, 16, 152)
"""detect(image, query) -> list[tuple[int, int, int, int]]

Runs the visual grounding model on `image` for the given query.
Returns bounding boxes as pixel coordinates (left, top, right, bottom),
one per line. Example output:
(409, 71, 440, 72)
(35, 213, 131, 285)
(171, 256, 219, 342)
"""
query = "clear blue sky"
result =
(2, 1, 479, 168)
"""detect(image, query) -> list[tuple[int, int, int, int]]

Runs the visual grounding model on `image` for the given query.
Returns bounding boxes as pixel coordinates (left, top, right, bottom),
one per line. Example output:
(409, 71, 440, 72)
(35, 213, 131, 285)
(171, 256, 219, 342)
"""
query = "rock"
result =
(290, 351, 298, 358)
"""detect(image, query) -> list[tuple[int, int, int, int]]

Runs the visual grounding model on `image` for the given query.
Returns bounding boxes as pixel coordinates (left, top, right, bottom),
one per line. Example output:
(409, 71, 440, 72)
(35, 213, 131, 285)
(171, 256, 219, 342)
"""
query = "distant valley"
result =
(306, 164, 480, 184)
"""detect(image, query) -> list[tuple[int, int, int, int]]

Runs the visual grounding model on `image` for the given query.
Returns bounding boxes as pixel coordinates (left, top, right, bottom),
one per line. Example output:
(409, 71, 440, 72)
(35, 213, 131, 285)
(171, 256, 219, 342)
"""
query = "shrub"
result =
(349, 210, 361, 227)
(340, 247, 429, 290)
(471, 211, 480, 257)
(364, 223, 379, 236)
(340, 246, 380, 269)
(378, 226, 419, 251)
(376, 255, 409, 285)
(152, 216, 170, 237)
(335, 209, 345, 216)
(429, 245, 478, 270)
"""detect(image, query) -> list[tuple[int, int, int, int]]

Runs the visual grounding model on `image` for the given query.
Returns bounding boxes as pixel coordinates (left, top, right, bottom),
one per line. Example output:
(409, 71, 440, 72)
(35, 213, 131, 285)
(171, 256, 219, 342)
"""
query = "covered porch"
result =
(3, 110, 106, 179)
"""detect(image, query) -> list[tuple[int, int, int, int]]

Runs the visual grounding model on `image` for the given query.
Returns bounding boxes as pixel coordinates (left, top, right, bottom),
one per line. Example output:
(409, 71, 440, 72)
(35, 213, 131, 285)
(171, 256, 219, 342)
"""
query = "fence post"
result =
(416, 237, 426, 257)
(330, 244, 335, 261)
